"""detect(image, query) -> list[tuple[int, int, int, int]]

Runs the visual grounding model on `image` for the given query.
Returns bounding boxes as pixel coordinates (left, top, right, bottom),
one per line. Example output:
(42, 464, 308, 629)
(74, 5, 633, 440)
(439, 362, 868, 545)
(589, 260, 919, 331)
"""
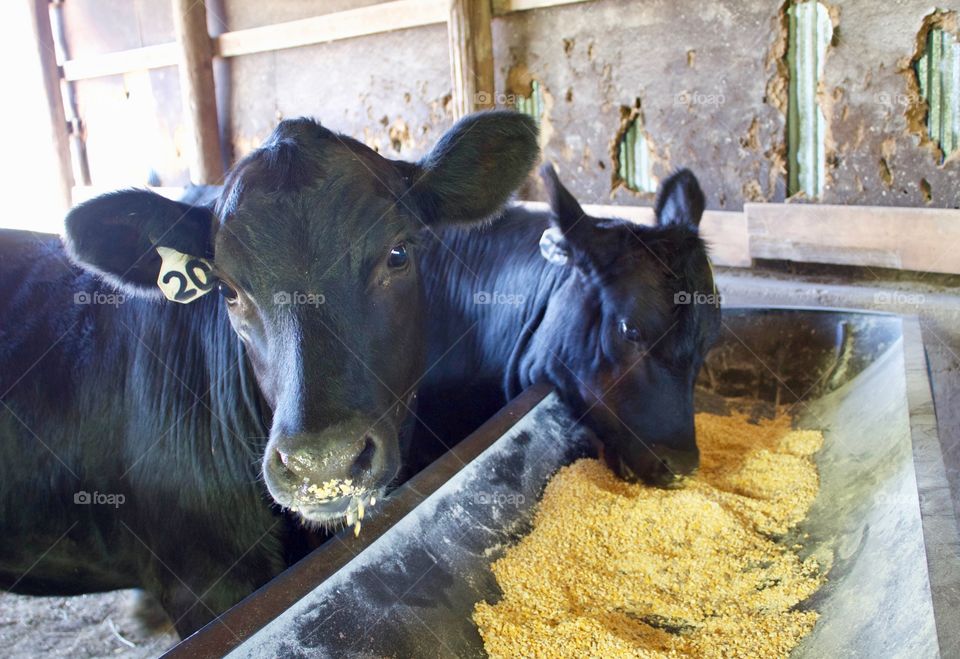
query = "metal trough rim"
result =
(165, 383, 555, 659)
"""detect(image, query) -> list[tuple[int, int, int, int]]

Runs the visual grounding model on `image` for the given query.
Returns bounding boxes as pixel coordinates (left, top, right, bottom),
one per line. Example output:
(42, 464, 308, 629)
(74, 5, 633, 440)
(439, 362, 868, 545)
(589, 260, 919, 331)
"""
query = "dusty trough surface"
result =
(0, 590, 177, 658)
(717, 266, 960, 527)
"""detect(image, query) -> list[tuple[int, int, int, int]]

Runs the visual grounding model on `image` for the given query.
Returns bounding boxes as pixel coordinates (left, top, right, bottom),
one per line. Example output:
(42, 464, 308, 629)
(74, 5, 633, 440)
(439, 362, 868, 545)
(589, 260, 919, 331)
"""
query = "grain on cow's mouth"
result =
(289, 479, 380, 535)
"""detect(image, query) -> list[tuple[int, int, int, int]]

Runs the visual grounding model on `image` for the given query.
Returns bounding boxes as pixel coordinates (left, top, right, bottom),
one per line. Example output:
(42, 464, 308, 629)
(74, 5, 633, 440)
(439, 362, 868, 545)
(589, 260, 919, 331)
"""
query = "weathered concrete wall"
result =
(492, 0, 788, 209)
(493, 0, 960, 210)
(63, 0, 960, 209)
(819, 2, 960, 208)
(226, 25, 453, 166)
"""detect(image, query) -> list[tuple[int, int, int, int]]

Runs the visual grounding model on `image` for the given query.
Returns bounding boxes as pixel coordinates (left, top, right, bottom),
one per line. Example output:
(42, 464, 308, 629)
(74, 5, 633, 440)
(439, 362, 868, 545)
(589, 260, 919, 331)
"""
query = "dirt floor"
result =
(0, 590, 178, 658)
(1, 265, 958, 658)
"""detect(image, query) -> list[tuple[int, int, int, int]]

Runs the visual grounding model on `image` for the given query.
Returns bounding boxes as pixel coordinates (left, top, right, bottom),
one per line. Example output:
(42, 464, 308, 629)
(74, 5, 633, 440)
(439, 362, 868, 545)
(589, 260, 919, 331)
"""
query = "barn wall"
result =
(226, 26, 454, 166)
(63, 0, 960, 209)
(63, 0, 186, 186)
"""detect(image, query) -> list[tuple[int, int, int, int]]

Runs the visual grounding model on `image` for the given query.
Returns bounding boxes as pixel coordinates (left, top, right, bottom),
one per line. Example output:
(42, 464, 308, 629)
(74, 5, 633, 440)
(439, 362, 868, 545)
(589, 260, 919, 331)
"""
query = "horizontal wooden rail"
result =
(61, 0, 591, 82)
(216, 0, 449, 59)
(492, 0, 589, 14)
(70, 187, 960, 276)
(747, 203, 960, 275)
(62, 42, 179, 81)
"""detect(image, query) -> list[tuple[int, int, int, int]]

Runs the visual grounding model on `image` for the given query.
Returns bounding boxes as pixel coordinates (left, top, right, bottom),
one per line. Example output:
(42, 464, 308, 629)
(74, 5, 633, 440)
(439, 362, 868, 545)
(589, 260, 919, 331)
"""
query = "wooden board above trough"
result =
(515, 201, 749, 268)
(747, 203, 960, 276)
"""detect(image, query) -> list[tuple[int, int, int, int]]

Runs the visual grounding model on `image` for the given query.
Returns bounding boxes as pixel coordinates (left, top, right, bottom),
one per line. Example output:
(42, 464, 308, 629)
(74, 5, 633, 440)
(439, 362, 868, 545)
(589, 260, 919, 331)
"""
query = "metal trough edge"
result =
(163, 383, 555, 659)
(902, 315, 960, 657)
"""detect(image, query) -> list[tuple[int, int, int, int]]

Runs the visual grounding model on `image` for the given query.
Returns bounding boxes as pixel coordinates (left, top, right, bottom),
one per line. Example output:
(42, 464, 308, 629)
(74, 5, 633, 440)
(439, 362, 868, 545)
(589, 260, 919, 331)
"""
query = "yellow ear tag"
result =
(156, 246, 215, 303)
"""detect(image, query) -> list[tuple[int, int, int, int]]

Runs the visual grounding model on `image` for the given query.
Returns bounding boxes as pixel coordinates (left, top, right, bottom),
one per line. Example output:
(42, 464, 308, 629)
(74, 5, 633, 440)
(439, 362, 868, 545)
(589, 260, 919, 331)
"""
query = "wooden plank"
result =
(215, 0, 449, 59)
(28, 0, 73, 209)
(62, 42, 179, 81)
(172, 0, 223, 184)
(492, 0, 589, 14)
(747, 203, 960, 275)
(448, 0, 495, 118)
(62, 0, 596, 81)
(699, 211, 751, 268)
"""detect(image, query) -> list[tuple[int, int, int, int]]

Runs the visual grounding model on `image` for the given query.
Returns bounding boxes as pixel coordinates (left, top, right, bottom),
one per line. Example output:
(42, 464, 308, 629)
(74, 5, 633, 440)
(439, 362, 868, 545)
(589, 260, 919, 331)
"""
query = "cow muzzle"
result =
(604, 442, 699, 488)
(263, 417, 398, 524)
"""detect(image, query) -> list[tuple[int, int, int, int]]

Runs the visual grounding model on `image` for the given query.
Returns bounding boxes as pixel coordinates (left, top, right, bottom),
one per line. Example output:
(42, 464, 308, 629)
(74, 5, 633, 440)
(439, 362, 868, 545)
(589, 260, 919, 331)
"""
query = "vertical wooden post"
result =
(448, 0, 495, 119)
(172, 0, 223, 184)
(28, 0, 73, 210)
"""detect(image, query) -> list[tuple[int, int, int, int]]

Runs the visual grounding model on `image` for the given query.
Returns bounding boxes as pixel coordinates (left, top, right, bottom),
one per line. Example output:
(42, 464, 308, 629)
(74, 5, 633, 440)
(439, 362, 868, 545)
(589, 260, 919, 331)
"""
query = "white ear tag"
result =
(539, 227, 570, 266)
(156, 246, 215, 303)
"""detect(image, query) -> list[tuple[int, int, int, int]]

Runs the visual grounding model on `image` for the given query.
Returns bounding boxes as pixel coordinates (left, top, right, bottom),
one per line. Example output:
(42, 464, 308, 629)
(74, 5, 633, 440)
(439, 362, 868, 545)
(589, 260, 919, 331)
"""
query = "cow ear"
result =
(540, 163, 587, 234)
(65, 189, 216, 299)
(654, 168, 705, 228)
(539, 162, 600, 269)
(403, 111, 539, 226)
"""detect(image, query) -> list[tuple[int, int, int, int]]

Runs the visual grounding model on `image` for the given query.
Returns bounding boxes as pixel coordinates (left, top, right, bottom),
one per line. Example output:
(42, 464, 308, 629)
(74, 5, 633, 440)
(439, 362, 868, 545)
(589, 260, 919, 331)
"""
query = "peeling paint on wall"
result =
(905, 10, 960, 166)
(786, 1, 836, 199)
(610, 101, 656, 195)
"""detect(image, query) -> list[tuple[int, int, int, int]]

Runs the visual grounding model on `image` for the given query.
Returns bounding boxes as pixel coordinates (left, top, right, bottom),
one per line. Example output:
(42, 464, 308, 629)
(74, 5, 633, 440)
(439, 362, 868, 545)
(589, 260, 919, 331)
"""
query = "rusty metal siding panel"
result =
(618, 119, 654, 194)
(918, 27, 960, 161)
(787, 1, 832, 199)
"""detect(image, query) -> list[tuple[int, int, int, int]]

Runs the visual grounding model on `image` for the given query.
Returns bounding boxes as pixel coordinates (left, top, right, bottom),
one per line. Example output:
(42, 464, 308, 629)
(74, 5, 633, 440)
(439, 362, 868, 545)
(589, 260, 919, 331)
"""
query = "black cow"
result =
(417, 165, 720, 485)
(0, 112, 538, 635)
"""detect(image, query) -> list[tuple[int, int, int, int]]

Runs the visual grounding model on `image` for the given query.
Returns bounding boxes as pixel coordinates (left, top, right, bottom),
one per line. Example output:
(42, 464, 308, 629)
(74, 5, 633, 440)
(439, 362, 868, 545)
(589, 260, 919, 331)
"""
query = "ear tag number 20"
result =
(156, 246, 215, 303)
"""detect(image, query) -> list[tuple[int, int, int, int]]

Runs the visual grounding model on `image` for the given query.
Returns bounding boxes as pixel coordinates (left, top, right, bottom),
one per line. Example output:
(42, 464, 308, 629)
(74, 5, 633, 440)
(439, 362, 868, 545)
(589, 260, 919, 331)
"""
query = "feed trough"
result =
(167, 308, 958, 658)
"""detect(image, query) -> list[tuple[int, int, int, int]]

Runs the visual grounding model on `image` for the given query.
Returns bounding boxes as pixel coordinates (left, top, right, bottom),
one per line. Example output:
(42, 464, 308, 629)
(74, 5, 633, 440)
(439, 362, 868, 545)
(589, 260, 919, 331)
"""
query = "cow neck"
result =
(141, 293, 268, 469)
(503, 261, 580, 398)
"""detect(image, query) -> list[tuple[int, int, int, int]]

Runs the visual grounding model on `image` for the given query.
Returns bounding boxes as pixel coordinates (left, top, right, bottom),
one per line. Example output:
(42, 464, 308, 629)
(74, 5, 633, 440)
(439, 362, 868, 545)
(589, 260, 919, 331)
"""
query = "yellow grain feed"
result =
(473, 412, 825, 658)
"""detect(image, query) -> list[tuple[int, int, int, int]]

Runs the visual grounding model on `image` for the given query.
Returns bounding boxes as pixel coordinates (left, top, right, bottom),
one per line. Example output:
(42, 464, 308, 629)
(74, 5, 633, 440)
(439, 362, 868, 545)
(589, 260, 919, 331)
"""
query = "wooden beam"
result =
(747, 203, 960, 275)
(491, 0, 590, 15)
(61, 0, 592, 82)
(61, 42, 179, 82)
(216, 0, 449, 58)
(448, 0, 495, 119)
(172, 0, 223, 184)
(28, 0, 73, 210)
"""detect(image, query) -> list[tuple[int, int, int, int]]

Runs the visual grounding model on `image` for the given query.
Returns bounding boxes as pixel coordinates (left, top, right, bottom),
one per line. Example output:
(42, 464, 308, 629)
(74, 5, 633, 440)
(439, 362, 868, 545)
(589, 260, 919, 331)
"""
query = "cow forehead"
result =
(214, 188, 408, 291)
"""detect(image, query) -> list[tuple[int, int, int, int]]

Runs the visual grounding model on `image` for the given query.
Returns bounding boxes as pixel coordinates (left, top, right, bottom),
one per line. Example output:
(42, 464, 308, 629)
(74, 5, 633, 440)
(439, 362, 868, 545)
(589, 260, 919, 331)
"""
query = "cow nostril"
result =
(274, 448, 305, 480)
(352, 436, 376, 475)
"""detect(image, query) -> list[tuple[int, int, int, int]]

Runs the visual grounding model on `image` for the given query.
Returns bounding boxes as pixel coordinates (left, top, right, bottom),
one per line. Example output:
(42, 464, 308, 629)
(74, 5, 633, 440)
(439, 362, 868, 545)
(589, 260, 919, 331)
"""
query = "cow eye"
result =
(387, 243, 409, 269)
(618, 320, 642, 344)
(217, 281, 238, 302)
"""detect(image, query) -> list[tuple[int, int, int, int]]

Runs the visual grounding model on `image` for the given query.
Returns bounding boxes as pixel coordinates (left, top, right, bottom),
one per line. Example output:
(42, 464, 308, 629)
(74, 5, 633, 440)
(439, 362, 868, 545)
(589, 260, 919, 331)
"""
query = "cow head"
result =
(64, 112, 539, 526)
(528, 165, 720, 486)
